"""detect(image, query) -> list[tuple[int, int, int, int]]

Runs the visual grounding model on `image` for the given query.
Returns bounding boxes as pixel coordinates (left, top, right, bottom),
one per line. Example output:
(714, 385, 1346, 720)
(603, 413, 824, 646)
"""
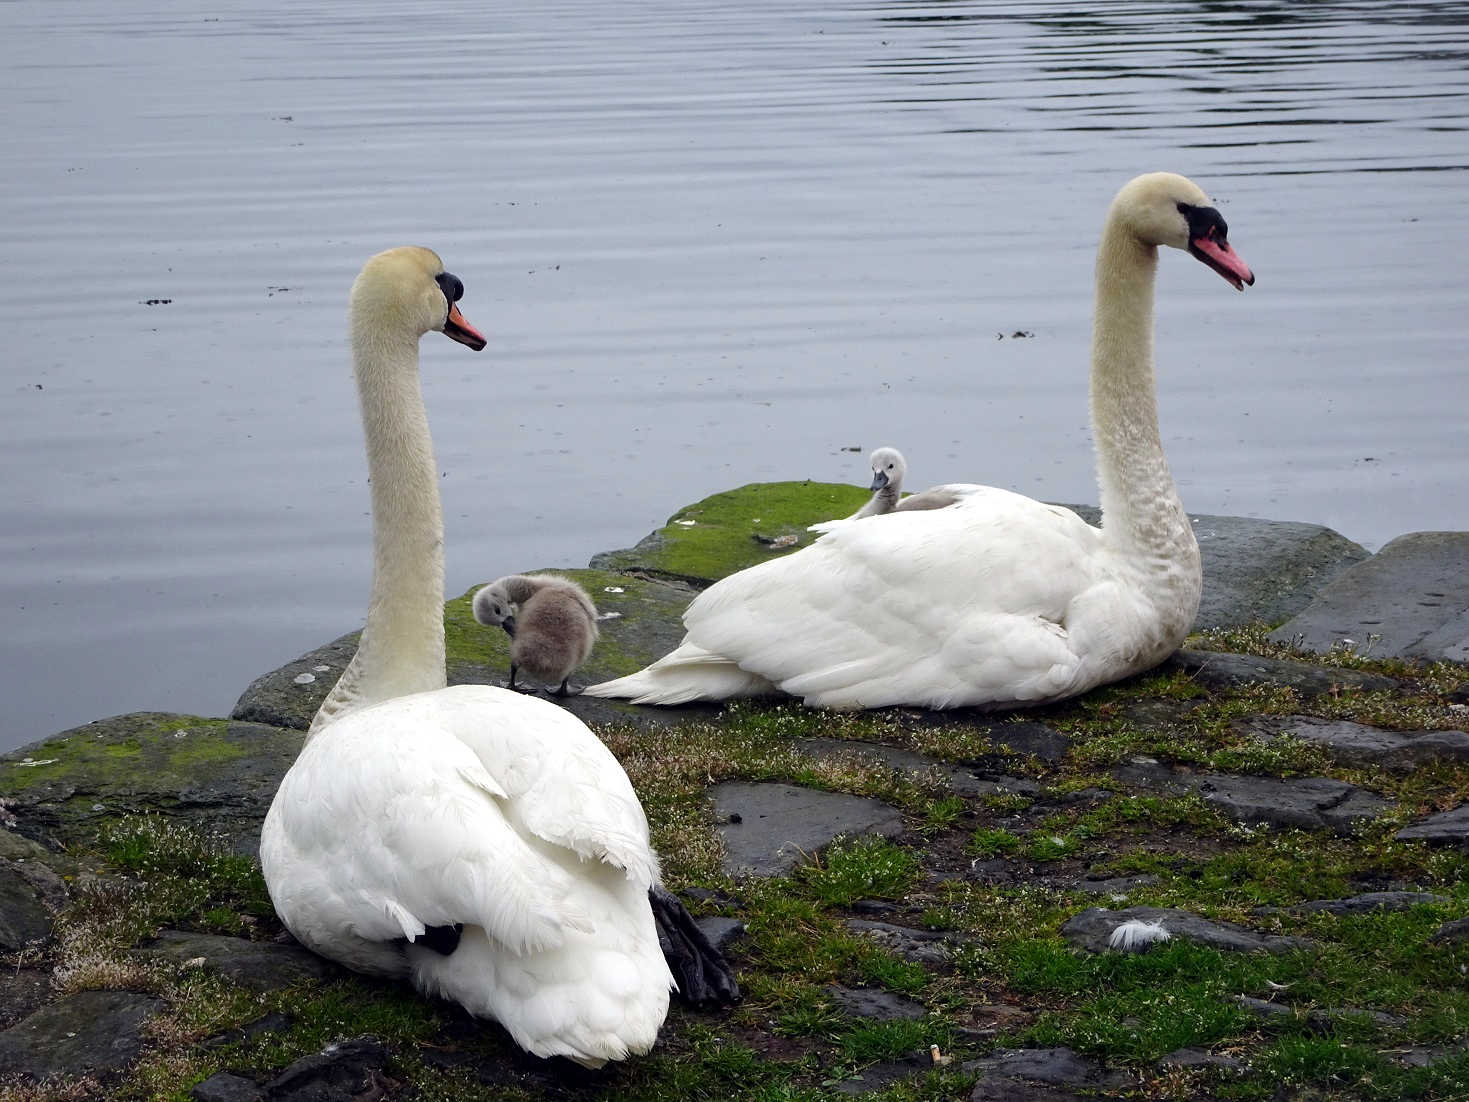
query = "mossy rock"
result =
(0, 713, 301, 853)
(588, 480, 871, 585)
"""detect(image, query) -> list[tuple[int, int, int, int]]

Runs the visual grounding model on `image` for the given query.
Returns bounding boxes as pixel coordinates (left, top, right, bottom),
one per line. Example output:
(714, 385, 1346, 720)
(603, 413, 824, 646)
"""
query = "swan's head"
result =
(350, 246, 488, 350)
(868, 446, 906, 491)
(472, 581, 516, 636)
(1112, 173, 1254, 291)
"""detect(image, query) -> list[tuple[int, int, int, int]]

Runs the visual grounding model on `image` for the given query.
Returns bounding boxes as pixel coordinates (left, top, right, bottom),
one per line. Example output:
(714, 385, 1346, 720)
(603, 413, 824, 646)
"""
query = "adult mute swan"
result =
(259, 248, 736, 1068)
(586, 173, 1253, 711)
(473, 573, 600, 696)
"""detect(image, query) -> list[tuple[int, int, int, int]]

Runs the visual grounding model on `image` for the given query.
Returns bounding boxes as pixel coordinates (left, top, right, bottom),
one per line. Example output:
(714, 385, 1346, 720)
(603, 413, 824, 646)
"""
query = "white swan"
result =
(586, 173, 1254, 711)
(259, 247, 734, 1068)
(473, 573, 600, 696)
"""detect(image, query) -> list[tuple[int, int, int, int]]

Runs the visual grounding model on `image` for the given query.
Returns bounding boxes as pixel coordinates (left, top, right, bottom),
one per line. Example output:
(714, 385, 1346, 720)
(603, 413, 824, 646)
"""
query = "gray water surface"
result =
(3, 0, 1467, 751)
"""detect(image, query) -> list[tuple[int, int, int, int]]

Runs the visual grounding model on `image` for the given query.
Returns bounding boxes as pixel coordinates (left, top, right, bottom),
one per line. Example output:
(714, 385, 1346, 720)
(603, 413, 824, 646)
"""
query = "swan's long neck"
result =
(1089, 216, 1199, 580)
(310, 326, 446, 735)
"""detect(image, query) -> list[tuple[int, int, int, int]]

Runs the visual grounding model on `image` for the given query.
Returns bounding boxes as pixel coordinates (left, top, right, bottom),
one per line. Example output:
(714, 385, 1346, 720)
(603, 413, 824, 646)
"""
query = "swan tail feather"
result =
(582, 643, 776, 705)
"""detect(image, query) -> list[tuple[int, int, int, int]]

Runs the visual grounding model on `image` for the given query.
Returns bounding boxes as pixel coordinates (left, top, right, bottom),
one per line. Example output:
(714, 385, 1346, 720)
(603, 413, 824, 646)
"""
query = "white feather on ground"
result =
(1107, 919, 1172, 952)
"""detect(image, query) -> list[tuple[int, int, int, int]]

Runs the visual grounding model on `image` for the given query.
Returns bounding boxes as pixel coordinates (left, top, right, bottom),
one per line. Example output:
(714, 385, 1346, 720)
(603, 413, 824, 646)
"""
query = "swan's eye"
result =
(435, 272, 464, 303)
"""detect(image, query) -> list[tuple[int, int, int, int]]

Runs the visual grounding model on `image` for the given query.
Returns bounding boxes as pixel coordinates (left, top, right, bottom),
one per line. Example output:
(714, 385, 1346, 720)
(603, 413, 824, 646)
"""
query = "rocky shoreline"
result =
(2, 482, 1466, 1101)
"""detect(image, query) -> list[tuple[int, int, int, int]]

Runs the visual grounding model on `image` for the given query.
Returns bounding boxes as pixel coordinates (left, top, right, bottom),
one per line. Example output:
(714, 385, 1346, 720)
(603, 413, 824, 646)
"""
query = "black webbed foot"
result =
(649, 885, 740, 1008)
(547, 679, 584, 698)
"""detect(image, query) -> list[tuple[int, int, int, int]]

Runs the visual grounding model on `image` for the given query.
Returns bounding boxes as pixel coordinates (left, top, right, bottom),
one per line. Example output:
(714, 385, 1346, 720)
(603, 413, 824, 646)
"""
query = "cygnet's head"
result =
(472, 582, 517, 636)
(868, 447, 906, 492)
(349, 246, 489, 349)
(1110, 173, 1254, 291)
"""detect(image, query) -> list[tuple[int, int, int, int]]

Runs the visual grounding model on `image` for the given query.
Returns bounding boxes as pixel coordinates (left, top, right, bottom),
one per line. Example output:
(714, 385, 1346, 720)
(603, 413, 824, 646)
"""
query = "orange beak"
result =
(443, 303, 487, 350)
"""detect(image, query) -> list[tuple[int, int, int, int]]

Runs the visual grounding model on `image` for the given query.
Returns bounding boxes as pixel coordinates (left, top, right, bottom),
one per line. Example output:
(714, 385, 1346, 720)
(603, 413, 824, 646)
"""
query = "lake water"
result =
(3, 0, 1467, 752)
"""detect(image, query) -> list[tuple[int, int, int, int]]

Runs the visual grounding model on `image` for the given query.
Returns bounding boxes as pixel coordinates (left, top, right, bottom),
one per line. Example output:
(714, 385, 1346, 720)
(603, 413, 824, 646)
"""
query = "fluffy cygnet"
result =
(808, 447, 907, 533)
(472, 574, 600, 696)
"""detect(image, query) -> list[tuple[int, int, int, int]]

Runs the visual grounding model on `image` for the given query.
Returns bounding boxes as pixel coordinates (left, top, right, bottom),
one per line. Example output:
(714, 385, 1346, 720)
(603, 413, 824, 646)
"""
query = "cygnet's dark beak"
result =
(500, 615, 517, 638)
(869, 470, 890, 491)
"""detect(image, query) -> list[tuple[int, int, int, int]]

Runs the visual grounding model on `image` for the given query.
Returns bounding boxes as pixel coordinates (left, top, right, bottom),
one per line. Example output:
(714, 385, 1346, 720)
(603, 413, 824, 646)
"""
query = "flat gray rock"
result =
(137, 930, 338, 991)
(1060, 507, 1369, 630)
(0, 870, 52, 952)
(0, 989, 163, 1082)
(826, 984, 926, 1020)
(693, 916, 746, 955)
(1269, 532, 1469, 661)
(1431, 918, 1469, 943)
(1247, 716, 1469, 770)
(1062, 906, 1310, 955)
(1290, 891, 1449, 915)
(1112, 763, 1391, 833)
(1163, 649, 1400, 697)
(710, 782, 904, 878)
(846, 918, 953, 964)
(1395, 803, 1469, 848)
(967, 1045, 1132, 1096)
(191, 1072, 264, 1102)
(265, 1035, 390, 1101)
(830, 1051, 929, 1096)
(1160, 1047, 1245, 1072)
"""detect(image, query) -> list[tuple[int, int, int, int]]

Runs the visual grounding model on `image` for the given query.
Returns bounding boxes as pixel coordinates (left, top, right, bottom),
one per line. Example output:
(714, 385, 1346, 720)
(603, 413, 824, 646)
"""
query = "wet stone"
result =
(1269, 531, 1469, 662)
(794, 737, 1039, 800)
(0, 868, 52, 951)
(1395, 803, 1469, 848)
(1162, 649, 1400, 698)
(826, 985, 926, 1020)
(138, 929, 339, 991)
(1111, 763, 1390, 833)
(829, 1050, 929, 1095)
(0, 989, 164, 1082)
(1160, 1047, 1245, 1072)
(1431, 918, 1469, 944)
(845, 918, 953, 964)
(191, 1072, 264, 1102)
(265, 1035, 392, 1101)
(1247, 715, 1469, 770)
(709, 782, 904, 878)
(1062, 906, 1310, 955)
(1288, 891, 1449, 916)
(694, 916, 746, 955)
(966, 1045, 1133, 1100)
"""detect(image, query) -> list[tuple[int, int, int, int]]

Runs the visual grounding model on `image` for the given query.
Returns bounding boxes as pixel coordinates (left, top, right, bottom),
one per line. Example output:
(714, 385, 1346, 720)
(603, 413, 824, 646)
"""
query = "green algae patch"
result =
(590, 480, 872, 585)
(0, 713, 301, 850)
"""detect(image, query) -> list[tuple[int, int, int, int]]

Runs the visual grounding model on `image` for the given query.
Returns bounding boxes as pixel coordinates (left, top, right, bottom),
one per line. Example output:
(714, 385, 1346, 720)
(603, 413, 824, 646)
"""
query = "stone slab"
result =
(1163, 649, 1400, 697)
(1395, 803, 1469, 848)
(1269, 532, 1469, 661)
(1112, 763, 1391, 833)
(709, 782, 904, 878)
(138, 929, 338, 991)
(0, 989, 164, 1082)
(1247, 716, 1469, 770)
(826, 985, 926, 1020)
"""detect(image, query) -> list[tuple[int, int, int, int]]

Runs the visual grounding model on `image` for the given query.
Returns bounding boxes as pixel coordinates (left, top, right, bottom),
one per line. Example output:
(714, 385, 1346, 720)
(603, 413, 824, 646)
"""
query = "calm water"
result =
(2, 0, 1467, 752)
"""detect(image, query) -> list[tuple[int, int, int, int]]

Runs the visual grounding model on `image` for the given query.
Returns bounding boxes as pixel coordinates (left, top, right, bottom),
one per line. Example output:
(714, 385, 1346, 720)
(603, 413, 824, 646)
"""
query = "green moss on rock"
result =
(589, 480, 871, 585)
